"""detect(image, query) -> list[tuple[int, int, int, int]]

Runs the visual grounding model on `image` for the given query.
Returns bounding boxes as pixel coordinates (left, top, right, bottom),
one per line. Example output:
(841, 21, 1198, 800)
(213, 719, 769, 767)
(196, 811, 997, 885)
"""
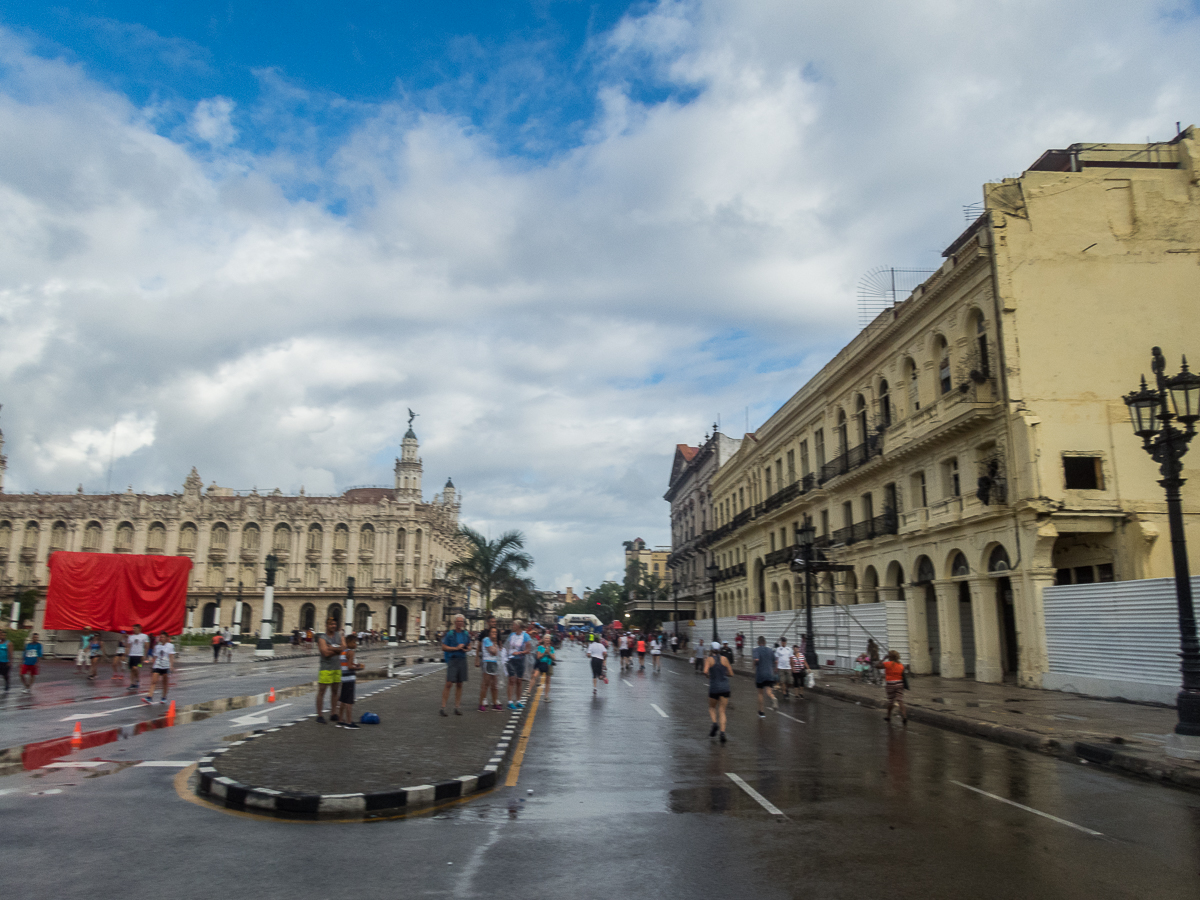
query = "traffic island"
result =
(196, 668, 531, 818)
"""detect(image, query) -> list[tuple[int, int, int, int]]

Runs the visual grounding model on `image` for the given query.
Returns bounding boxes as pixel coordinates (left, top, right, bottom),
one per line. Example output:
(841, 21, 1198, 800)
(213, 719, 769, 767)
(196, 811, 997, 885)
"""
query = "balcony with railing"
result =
(829, 509, 899, 546)
(715, 561, 747, 582)
(818, 434, 883, 486)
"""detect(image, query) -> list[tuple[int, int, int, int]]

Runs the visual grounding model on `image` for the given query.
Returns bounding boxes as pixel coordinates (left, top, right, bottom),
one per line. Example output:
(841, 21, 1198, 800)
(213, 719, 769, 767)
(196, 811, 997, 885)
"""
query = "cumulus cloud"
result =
(0, 1, 1197, 588)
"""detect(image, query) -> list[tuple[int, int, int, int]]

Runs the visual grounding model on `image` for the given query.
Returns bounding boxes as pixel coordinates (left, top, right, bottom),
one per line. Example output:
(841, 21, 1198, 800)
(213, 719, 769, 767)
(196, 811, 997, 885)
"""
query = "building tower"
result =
(443, 477, 456, 506)
(394, 425, 423, 502)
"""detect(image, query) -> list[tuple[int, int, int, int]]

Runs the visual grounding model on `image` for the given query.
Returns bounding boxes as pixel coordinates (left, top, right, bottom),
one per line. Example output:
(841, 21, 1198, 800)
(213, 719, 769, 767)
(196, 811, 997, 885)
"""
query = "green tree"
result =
(446, 527, 533, 614)
(494, 575, 544, 621)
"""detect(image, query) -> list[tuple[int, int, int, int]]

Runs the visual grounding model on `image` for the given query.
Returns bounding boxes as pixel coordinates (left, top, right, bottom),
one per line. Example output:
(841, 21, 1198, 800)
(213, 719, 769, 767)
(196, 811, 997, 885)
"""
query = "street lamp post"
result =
(344, 576, 356, 636)
(672, 578, 680, 639)
(186, 594, 198, 633)
(1124, 346, 1200, 740)
(706, 561, 720, 644)
(231, 581, 244, 642)
(213, 589, 223, 633)
(791, 518, 853, 671)
(389, 587, 399, 646)
(10, 582, 23, 629)
(256, 553, 279, 657)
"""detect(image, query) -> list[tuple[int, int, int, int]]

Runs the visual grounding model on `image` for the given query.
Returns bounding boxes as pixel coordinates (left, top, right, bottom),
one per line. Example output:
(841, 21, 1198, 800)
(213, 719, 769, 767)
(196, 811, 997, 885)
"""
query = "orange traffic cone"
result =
(268, 687, 276, 703)
(166, 700, 176, 725)
(71, 721, 83, 747)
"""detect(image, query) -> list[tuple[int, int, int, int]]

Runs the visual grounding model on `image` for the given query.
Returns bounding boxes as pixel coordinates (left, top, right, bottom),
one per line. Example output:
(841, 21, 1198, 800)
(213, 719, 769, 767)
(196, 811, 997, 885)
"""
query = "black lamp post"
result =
(389, 587, 399, 646)
(790, 518, 852, 671)
(672, 577, 680, 639)
(186, 593, 197, 632)
(11, 582, 23, 630)
(257, 553, 279, 655)
(233, 580, 244, 641)
(1124, 346, 1200, 737)
(706, 561, 720, 644)
(213, 589, 223, 632)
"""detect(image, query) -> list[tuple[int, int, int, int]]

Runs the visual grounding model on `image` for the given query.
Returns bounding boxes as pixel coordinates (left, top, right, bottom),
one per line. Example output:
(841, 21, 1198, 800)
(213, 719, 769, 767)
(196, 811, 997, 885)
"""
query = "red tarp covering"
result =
(45, 552, 192, 634)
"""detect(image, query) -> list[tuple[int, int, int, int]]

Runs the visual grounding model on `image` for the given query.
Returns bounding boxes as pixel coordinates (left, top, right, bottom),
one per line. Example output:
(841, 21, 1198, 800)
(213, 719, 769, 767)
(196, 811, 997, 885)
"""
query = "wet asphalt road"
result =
(1, 648, 1198, 899)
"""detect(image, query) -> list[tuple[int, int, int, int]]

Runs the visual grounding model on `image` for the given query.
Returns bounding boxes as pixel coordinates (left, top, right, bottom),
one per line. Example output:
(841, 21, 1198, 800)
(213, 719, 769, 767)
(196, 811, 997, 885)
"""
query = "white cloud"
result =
(0, 2, 1198, 587)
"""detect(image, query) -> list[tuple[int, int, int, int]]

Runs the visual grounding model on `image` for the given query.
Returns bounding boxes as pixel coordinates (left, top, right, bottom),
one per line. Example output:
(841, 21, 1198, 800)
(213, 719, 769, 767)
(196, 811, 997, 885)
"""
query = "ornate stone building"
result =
(0, 424, 469, 641)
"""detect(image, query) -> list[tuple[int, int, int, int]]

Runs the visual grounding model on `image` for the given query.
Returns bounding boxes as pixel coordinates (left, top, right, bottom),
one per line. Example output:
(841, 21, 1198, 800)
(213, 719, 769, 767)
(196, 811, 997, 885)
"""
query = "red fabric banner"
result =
(45, 552, 192, 635)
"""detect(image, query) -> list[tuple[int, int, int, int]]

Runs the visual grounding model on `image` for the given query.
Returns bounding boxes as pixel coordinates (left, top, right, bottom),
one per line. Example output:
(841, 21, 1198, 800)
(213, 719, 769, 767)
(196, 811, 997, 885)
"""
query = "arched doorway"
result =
(326, 603, 343, 628)
(299, 603, 316, 631)
(915, 555, 939, 675)
(396, 604, 409, 639)
(201, 602, 217, 628)
(272, 603, 284, 633)
(355, 603, 370, 632)
(951, 551, 975, 677)
(756, 560, 766, 613)
(988, 545, 1018, 678)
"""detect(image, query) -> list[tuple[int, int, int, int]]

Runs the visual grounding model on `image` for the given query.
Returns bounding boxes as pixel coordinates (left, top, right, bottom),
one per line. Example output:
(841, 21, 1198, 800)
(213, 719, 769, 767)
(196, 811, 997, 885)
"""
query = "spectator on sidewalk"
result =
(440, 614, 472, 716)
(20, 632, 43, 691)
(774, 638, 793, 700)
(478, 625, 503, 711)
(753, 636, 777, 717)
(503, 620, 533, 710)
(336, 633, 365, 728)
(315, 617, 344, 723)
(535, 631, 555, 703)
(0, 629, 11, 691)
(735, 632, 745, 658)
(882, 649, 908, 724)
(790, 644, 807, 699)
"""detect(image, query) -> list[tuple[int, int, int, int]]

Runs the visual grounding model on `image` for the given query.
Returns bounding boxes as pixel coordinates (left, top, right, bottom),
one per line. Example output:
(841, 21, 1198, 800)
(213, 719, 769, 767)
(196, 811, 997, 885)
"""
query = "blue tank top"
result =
(708, 654, 730, 694)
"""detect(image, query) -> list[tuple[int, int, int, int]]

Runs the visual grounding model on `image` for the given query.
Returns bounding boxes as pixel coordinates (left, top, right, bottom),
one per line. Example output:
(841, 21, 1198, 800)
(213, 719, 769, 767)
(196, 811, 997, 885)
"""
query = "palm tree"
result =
(494, 575, 544, 622)
(446, 526, 534, 614)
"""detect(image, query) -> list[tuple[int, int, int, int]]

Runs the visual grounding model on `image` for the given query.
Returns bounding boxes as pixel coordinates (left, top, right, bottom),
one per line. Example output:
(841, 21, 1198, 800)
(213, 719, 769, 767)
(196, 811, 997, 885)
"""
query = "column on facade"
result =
(1011, 567, 1054, 689)
(900, 585, 933, 675)
(932, 579, 965, 679)
(968, 576, 1004, 683)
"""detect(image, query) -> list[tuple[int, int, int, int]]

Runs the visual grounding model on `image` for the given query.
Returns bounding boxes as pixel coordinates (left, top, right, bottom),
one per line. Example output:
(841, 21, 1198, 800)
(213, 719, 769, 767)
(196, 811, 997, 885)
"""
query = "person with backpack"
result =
(882, 649, 908, 724)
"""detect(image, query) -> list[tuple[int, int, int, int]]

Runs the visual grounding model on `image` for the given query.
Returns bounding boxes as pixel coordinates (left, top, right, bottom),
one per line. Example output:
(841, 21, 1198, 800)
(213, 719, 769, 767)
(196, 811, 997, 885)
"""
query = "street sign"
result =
(736, 614, 766, 621)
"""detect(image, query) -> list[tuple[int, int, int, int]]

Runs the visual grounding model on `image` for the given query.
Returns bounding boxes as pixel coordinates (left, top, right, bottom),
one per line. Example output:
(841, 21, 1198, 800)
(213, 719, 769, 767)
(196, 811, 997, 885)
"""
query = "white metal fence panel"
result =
(1042, 576, 1196, 705)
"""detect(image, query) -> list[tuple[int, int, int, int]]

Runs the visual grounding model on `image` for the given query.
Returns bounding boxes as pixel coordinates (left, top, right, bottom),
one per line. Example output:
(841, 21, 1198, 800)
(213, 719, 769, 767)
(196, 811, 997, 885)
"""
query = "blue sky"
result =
(0, 1, 1197, 591)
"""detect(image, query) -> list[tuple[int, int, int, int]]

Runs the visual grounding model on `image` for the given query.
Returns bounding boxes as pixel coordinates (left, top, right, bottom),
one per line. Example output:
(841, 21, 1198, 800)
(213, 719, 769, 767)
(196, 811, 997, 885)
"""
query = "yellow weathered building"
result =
(703, 130, 1200, 688)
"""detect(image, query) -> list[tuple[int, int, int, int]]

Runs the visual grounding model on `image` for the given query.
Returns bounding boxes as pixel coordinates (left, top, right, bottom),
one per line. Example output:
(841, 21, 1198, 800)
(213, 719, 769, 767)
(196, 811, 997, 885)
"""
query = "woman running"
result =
(535, 633, 556, 702)
(704, 641, 733, 743)
(649, 634, 662, 672)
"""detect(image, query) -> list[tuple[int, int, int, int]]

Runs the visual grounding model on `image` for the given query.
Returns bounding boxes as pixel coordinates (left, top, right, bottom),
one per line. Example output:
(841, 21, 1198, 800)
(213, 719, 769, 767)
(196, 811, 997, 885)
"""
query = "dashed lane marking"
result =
(650, 703, 669, 718)
(770, 709, 805, 724)
(134, 761, 195, 767)
(44, 761, 105, 768)
(950, 781, 1103, 837)
(622, 679, 633, 687)
(726, 773, 785, 817)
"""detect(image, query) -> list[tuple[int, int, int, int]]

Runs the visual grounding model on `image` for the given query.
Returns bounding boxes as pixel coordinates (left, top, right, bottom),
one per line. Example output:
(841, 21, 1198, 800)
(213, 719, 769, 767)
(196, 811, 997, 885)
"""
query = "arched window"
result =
(304, 562, 319, 587)
(988, 545, 1012, 573)
(0, 521, 10, 551)
(836, 409, 849, 456)
(360, 524, 375, 552)
(915, 556, 936, 584)
(905, 358, 920, 412)
(334, 524, 349, 551)
(201, 602, 217, 628)
(272, 603, 284, 633)
(300, 603, 316, 630)
(273, 523, 291, 551)
(414, 529, 423, 554)
(935, 335, 952, 395)
(396, 528, 406, 553)
(863, 566, 879, 604)
(83, 521, 102, 550)
(878, 379, 892, 428)
(950, 552, 970, 577)
(178, 523, 198, 552)
(855, 394, 869, 444)
(24, 521, 41, 548)
(50, 521, 67, 550)
(326, 603, 343, 627)
(355, 603, 371, 631)
(147, 522, 166, 552)
(969, 309, 990, 380)
(115, 522, 134, 551)
(307, 523, 323, 551)
(241, 524, 260, 551)
(210, 523, 228, 550)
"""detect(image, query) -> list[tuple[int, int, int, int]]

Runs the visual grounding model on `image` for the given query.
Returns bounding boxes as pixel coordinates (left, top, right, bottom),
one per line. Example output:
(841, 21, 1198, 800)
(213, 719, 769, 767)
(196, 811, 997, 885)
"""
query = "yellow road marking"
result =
(504, 674, 543, 787)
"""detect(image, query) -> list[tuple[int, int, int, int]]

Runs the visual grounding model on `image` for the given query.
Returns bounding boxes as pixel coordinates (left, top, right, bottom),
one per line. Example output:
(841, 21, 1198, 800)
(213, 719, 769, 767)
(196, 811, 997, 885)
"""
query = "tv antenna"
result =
(857, 266, 937, 328)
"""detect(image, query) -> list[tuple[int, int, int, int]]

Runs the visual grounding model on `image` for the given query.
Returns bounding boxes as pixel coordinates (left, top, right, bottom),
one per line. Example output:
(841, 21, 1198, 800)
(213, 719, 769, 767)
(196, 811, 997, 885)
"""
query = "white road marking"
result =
(950, 781, 1103, 836)
(650, 703, 669, 718)
(44, 761, 105, 768)
(726, 773, 785, 816)
(622, 679, 633, 687)
(59, 704, 144, 721)
(134, 761, 194, 767)
(770, 709, 805, 724)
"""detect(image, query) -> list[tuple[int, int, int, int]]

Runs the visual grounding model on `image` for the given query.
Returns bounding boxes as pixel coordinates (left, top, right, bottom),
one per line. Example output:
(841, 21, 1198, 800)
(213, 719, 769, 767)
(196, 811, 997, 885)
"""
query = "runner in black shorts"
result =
(704, 641, 732, 743)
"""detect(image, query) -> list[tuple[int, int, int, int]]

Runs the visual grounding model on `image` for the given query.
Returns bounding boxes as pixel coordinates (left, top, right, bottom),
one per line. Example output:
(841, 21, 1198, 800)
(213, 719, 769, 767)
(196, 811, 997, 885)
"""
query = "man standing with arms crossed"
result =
(440, 614, 472, 716)
(315, 616, 343, 723)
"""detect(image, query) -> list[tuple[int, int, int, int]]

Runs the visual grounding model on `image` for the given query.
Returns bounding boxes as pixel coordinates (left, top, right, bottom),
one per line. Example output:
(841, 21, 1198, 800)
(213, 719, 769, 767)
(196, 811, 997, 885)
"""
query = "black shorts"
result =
(590, 658, 604, 678)
(128, 656, 143, 669)
(709, 691, 730, 699)
(792, 672, 805, 687)
(339, 680, 356, 704)
(152, 668, 170, 676)
(535, 660, 550, 674)
(756, 680, 775, 689)
(620, 649, 632, 658)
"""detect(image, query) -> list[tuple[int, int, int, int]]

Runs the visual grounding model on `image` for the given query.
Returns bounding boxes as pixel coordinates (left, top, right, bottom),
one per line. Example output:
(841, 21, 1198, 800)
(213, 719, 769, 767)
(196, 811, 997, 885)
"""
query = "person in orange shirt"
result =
(636, 635, 647, 671)
(881, 649, 908, 724)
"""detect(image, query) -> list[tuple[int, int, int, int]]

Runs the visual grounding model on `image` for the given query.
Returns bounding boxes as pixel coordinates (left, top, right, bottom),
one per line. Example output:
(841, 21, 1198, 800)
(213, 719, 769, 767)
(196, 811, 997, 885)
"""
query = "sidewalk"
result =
(703, 650, 1200, 792)
(198, 667, 532, 818)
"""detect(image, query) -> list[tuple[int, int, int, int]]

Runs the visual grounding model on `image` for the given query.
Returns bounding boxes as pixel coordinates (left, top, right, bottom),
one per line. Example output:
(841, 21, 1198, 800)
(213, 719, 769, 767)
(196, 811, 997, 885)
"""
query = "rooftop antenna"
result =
(857, 266, 937, 328)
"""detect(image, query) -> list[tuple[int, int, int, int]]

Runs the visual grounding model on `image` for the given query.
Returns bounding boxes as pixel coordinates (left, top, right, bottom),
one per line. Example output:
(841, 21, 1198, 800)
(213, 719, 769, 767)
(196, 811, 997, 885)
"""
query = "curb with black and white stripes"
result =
(195, 676, 537, 819)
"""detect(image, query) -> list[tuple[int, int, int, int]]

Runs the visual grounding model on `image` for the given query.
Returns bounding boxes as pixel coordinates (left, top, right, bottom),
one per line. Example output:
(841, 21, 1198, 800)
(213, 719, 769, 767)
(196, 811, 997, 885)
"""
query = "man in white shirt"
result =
(587, 636, 608, 694)
(126, 625, 149, 693)
(504, 621, 534, 710)
(774, 639, 794, 699)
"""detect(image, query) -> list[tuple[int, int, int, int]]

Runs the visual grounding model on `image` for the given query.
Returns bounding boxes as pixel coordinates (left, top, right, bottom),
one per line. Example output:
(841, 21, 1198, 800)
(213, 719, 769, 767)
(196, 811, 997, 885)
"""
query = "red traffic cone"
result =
(71, 721, 83, 747)
(268, 687, 276, 703)
(166, 700, 176, 724)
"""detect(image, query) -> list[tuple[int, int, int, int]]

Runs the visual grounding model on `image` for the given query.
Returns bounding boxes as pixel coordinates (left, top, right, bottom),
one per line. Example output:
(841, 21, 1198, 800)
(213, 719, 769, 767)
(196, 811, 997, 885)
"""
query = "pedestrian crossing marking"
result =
(726, 773, 785, 817)
(651, 703, 669, 718)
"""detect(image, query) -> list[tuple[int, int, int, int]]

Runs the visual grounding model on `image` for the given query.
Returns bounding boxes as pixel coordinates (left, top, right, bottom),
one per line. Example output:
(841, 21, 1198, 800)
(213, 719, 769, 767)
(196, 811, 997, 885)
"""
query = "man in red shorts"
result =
(21, 632, 45, 691)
